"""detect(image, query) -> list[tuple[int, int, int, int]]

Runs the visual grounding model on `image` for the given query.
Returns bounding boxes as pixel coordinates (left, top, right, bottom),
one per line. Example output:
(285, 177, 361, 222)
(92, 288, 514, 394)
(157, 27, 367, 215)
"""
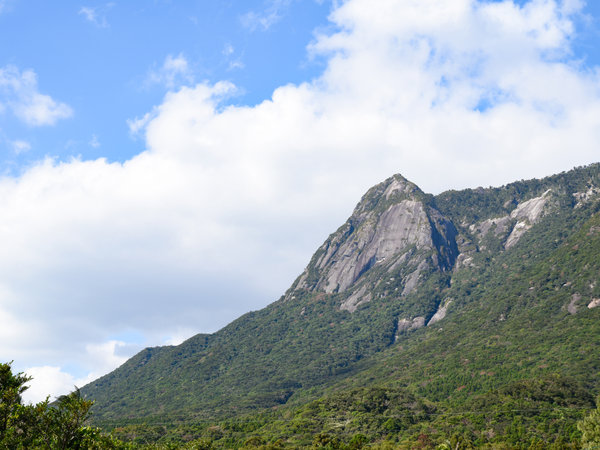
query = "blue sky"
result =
(0, 1, 331, 170)
(1, 0, 600, 402)
(2, 0, 600, 172)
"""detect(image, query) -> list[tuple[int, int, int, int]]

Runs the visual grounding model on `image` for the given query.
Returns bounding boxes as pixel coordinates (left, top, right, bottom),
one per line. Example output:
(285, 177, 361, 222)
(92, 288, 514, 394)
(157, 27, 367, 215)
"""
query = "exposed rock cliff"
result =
(427, 298, 452, 326)
(288, 175, 458, 312)
(468, 189, 553, 250)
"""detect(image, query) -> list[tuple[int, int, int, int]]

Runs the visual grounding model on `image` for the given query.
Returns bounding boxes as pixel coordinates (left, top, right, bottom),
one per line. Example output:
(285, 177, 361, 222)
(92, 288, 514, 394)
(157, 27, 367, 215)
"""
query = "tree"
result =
(578, 397, 600, 449)
(40, 389, 98, 449)
(312, 432, 341, 449)
(0, 361, 32, 445)
(0, 361, 125, 449)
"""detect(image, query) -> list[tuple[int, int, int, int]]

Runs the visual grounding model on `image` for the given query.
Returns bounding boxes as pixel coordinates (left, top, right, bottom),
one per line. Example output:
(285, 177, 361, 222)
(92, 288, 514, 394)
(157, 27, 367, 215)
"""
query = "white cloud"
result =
(222, 44, 245, 71)
(78, 3, 114, 28)
(83, 340, 130, 378)
(22, 366, 79, 404)
(223, 44, 235, 56)
(11, 140, 31, 154)
(79, 7, 98, 24)
(241, 0, 292, 31)
(22, 340, 129, 403)
(0, 65, 73, 126)
(127, 111, 155, 137)
(162, 328, 196, 346)
(146, 54, 194, 90)
(228, 60, 245, 70)
(14, 93, 72, 127)
(3, 0, 600, 396)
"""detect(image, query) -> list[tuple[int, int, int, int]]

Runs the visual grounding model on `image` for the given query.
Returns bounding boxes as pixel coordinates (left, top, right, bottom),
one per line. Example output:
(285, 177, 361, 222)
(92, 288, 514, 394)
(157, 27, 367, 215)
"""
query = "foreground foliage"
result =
(0, 362, 126, 449)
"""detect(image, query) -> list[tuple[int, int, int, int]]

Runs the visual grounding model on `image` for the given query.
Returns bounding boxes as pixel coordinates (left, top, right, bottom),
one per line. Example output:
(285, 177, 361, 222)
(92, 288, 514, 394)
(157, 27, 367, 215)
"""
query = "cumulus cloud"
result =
(0, 65, 73, 126)
(23, 340, 130, 403)
(146, 54, 194, 90)
(4, 0, 600, 400)
(22, 366, 80, 404)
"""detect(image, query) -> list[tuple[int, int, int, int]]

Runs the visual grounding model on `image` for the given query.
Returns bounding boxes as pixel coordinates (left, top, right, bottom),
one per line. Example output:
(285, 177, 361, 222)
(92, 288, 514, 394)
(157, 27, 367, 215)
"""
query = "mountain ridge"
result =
(82, 163, 600, 446)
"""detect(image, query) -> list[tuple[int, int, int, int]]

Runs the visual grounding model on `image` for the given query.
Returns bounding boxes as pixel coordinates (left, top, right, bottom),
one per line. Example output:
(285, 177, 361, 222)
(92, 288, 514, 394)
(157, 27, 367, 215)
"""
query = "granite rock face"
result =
(505, 189, 552, 248)
(427, 298, 452, 326)
(288, 177, 559, 315)
(468, 189, 553, 250)
(287, 174, 573, 318)
(312, 198, 438, 294)
(394, 316, 426, 341)
(288, 175, 458, 311)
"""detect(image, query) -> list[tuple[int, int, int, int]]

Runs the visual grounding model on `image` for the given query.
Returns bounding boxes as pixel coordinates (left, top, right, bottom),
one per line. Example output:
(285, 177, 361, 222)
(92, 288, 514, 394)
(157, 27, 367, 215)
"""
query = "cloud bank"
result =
(3, 0, 600, 401)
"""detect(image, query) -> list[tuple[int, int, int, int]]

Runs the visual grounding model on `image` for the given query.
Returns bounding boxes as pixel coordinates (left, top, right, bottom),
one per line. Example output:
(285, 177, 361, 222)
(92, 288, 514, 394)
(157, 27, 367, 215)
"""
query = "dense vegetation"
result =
(6, 362, 600, 448)
(71, 163, 600, 447)
(0, 362, 127, 448)
(107, 379, 599, 448)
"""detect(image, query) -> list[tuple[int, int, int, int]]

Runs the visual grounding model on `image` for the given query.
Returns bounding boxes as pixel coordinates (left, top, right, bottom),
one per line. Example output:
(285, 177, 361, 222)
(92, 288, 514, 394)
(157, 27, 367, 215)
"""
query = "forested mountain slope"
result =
(82, 164, 600, 446)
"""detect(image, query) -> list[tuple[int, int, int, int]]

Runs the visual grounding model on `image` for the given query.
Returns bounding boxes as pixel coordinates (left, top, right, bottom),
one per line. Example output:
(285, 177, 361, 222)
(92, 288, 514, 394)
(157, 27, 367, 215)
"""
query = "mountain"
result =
(82, 164, 600, 447)
(286, 175, 458, 312)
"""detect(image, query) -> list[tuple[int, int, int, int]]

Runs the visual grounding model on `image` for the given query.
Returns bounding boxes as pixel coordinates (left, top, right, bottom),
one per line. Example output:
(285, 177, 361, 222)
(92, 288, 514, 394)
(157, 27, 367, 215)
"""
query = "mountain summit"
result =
(288, 174, 458, 312)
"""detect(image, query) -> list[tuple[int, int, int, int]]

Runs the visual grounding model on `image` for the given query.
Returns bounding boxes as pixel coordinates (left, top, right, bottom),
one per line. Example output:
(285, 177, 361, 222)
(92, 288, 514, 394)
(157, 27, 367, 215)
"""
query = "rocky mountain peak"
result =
(351, 174, 422, 216)
(288, 174, 458, 311)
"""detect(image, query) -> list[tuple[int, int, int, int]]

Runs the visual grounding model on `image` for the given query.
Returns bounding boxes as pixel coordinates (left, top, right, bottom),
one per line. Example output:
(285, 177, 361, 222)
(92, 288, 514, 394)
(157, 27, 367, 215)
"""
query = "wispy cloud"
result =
(0, 65, 73, 126)
(78, 3, 114, 28)
(11, 139, 31, 154)
(222, 44, 245, 71)
(127, 111, 154, 137)
(241, 0, 292, 31)
(89, 134, 100, 148)
(0, 0, 15, 15)
(222, 43, 234, 57)
(228, 60, 245, 70)
(145, 53, 194, 90)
